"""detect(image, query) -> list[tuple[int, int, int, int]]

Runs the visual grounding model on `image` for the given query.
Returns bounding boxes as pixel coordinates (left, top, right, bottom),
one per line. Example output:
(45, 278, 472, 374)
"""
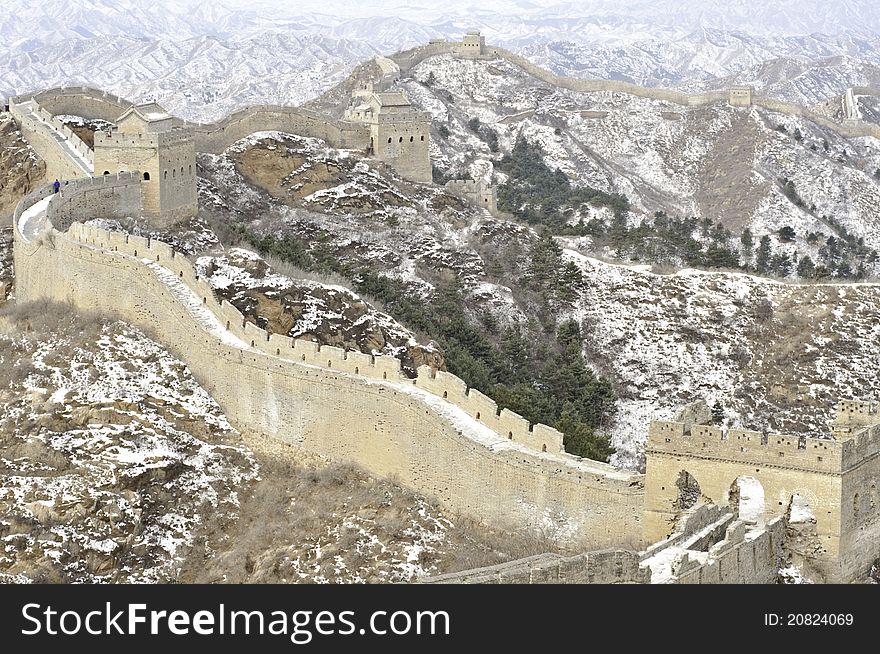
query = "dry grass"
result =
(179, 451, 565, 584)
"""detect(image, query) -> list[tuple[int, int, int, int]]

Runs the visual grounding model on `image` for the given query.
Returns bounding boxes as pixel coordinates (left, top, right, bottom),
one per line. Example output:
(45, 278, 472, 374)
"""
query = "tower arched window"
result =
(164, 170, 168, 180)
(399, 136, 403, 143)
(410, 136, 414, 142)
(173, 169, 176, 178)
(387, 137, 392, 143)
(143, 172, 151, 181)
(189, 165, 192, 175)
(420, 135, 425, 141)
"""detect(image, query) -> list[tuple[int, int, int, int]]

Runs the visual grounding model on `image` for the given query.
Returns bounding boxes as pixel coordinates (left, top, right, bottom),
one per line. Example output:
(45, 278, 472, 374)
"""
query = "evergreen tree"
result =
(770, 252, 793, 277)
(740, 228, 754, 262)
(558, 410, 615, 462)
(777, 225, 796, 243)
(797, 255, 816, 279)
(711, 401, 724, 424)
(755, 235, 772, 274)
(556, 261, 585, 303)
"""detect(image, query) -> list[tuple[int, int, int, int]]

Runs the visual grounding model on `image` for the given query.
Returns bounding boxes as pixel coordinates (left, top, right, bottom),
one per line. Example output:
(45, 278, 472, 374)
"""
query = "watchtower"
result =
(93, 102, 197, 227)
(642, 399, 880, 581)
(729, 86, 754, 107)
(345, 91, 432, 184)
(459, 31, 486, 58)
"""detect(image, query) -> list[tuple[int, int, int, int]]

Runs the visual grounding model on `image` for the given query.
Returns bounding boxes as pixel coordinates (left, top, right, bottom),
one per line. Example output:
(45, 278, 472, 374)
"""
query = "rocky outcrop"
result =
(195, 248, 445, 376)
(0, 114, 46, 220)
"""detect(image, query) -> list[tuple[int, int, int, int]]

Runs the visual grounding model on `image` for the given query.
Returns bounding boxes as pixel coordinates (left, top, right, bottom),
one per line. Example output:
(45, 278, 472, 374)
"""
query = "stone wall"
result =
(670, 517, 786, 584)
(12, 182, 645, 550)
(422, 549, 649, 584)
(10, 99, 91, 181)
(642, 412, 880, 581)
(186, 107, 371, 154)
(837, 422, 880, 581)
(45, 173, 142, 231)
(444, 179, 497, 213)
(394, 40, 880, 139)
(10, 87, 132, 123)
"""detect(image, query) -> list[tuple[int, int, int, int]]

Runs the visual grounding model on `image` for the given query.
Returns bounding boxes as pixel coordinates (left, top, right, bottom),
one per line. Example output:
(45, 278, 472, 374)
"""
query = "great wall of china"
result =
(5, 33, 880, 583)
(12, 176, 647, 553)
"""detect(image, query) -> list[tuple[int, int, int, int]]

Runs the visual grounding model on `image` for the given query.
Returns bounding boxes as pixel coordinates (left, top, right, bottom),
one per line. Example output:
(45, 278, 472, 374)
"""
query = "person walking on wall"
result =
(52, 179, 60, 194)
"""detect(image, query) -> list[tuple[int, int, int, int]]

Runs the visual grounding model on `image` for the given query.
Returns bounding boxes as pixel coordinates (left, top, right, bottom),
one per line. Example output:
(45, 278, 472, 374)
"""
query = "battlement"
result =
(13, 179, 646, 550)
(78, 218, 566, 454)
(648, 399, 880, 474)
(94, 128, 194, 149)
(648, 419, 844, 473)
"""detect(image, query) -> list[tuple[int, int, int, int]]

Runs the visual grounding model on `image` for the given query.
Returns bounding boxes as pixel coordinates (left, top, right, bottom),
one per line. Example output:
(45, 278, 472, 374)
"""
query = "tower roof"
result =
(118, 103, 171, 123)
(373, 92, 411, 108)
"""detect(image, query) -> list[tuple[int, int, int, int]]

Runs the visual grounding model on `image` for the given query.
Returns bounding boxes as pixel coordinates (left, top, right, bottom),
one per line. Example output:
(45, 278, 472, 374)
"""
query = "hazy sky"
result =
(3, 0, 878, 38)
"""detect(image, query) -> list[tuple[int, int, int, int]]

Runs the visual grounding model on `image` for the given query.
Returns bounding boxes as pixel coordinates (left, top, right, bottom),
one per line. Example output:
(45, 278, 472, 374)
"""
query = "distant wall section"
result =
(188, 107, 371, 154)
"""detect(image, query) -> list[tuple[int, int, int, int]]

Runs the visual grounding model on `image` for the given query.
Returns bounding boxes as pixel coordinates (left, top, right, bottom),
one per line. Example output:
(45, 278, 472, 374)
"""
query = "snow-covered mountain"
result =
(2, 1, 880, 121)
(407, 53, 880, 269)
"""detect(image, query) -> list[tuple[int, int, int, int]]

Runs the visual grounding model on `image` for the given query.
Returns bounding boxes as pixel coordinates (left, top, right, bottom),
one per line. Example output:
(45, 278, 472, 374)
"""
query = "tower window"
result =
(399, 136, 403, 143)
(420, 135, 425, 141)
(410, 136, 414, 142)
(143, 172, 151, 181)
(387, 137, 392, 143)
(164, 170, 168, 179)
(103, 171, 110, 176)
(172, 169, 176, 178)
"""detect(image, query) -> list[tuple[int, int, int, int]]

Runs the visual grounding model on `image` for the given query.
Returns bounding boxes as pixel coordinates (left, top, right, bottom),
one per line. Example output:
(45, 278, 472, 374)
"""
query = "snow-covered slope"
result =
(3, 1, 880, 120)
(405, 53, 880, 271)
(563, 251, 880, 468)
(192, 129, 880, 474)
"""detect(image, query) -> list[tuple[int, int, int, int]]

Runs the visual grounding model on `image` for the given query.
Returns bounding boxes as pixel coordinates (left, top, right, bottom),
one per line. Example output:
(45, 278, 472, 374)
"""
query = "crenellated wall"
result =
(10, 98, 92, 180)
(640, 504, 786, 584)
(12, 179, 645, 550)
(388, 39, 880, 139)
(184, 107, 371, 154)
(10, 87, 132, 123)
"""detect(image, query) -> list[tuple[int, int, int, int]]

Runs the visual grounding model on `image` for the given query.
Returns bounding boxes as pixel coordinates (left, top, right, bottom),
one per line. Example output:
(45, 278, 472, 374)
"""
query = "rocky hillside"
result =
(562, 249, 880, 468)
(189, 121, 880, 471)
(0, 304, 556, 583)
(0, 228, 11, 302)
(400, 53, 880, 279)
(0, 114, 45, 221)
(194, 248, 444, 375)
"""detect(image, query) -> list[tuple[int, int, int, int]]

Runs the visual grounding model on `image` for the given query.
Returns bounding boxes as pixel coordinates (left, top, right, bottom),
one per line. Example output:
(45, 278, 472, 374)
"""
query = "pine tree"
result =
(797, 255, 816, 279)
(755, 235, 772, 274)
(711, 401, 724, 424)
(740, 228, 754, 263)
(556, 261, 585, 303)
(777, 225, 796, 243)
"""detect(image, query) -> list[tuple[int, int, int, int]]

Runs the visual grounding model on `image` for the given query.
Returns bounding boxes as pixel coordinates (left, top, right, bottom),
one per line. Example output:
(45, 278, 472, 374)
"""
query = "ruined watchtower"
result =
(93, 102, 197, 227)
(642, 399, 880, 582)
(345, 91, 432, 184)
